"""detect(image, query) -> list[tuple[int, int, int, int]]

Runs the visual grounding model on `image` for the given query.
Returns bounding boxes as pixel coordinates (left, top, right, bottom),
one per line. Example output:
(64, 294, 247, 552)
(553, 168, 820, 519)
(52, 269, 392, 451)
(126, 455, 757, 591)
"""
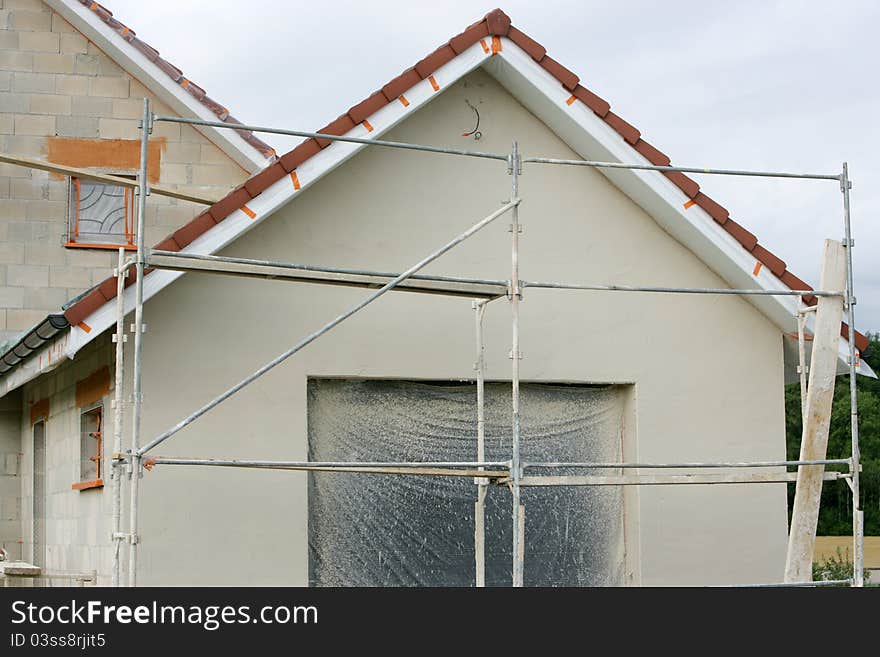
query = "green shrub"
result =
(812, 547, 871, 584)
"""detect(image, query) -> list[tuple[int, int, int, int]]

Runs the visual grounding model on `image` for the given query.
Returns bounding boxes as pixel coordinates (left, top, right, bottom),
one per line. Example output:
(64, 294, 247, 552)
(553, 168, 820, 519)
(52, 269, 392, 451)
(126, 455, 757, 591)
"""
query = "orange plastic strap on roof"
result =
(399, 95, 410, 107)
(362, 120, 374, 132)
(241, 205, 256, 219)
(290, 171, 301, 190)
(491, 36, 502, 54)
(753, 261, 763, 276)
(428, 75, 440, 92)
(78, 321, 92, 333)
(683, 199, 696, 210)
(480, 39, 490, 54)
(566, 95, 576, 106)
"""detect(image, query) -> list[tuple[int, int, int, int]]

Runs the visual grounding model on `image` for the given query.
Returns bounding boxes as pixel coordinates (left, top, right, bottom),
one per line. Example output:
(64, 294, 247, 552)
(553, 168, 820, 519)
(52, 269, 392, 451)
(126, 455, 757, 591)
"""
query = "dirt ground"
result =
(814, 536, 880, 569)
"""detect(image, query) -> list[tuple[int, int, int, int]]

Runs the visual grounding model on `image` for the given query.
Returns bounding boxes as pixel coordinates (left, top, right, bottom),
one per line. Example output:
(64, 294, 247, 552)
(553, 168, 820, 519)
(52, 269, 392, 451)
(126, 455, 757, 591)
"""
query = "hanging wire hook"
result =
(462, 100, 482, 140)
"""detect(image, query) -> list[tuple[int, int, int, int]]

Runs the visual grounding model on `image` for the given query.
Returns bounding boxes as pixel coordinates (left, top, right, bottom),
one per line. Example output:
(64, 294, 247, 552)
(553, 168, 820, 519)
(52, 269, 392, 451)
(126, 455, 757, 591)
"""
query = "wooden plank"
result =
(0, 561, 41, 577)
(0, 152, 216, 205)
(785, 239, 848, 582)
(147, 252, 508, 299)
(516, 472, 843, 486)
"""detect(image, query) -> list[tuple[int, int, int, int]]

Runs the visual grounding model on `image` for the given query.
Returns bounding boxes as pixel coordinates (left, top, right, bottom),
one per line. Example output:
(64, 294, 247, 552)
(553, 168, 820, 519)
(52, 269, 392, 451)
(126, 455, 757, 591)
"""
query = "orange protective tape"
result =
(399, 95, 410, 107)
(363, 120, 374, 132)
(683, 199, 696, 209)
(480, 39, 490, 54)
(566, 95, 576, 106)
(428, 75, 439, 92)
(290, 171, 301, 190)
(753, 261, 763, 276)
(491, 36, 502, 54)
(78, 321, 92, 333)
(180, 78, 189, 88)
(241, 205, 256, 219)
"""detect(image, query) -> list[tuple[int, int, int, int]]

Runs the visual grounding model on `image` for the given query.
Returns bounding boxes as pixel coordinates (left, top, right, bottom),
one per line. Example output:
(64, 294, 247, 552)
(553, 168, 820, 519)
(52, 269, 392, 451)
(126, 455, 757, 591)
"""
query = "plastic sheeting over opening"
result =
(308, 379, 626, 586)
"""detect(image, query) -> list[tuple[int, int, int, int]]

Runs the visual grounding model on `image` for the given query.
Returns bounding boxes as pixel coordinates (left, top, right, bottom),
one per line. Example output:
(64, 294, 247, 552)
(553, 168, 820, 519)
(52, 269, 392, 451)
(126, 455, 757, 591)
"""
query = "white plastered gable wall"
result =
(21, 35, 865, 388)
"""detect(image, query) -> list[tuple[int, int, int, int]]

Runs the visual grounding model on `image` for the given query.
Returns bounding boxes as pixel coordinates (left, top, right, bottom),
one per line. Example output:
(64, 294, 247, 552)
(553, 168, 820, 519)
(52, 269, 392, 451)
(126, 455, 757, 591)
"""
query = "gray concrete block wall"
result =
(0, 0, 251, 343)
(20, 334, 114, 581)
(0, 387, 21, 560)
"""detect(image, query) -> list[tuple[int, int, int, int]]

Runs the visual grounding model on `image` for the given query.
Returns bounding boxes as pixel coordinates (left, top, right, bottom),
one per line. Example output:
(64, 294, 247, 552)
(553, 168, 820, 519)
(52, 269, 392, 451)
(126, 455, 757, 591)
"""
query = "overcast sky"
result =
(108, 0, 879, 332)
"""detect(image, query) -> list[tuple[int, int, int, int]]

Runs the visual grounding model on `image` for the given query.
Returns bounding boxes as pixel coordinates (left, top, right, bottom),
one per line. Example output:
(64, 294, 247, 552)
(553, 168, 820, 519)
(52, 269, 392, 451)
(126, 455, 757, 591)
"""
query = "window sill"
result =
(65, 242, 136, 251)
(71, 479, 104, 491)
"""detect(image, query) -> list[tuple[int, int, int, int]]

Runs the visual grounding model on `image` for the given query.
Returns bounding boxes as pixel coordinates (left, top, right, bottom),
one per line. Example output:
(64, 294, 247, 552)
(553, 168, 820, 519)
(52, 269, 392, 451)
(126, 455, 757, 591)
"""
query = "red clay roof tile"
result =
(780, 271, 812, 292)
(348, 91, 389, 124)
(572, 84, 610, 117)
(508, 26, 545, 61)
(415, 45, 457, 78)
(130, 37, 159, 61)
(485, 8, 512, 35)
(449, 20, 490, 54)
(243, 162, 287, 197)
(664, 171, 700, 198)
(722, 219, 758, 252)
(752, 245, 787, 277)
(382, 68, 422, 102)
(633, 139, 671, 167)
(200, 95, 229, 120)
(315, 115, 357, 148)
(208, 186, 252, 222)
(96, 277, 117, 301)
(693, 192, 730, 224)
(172, 212, 215, 249)
(279, 139, 322, 173)
(63, 289, 105, 326)
(154, 238, 180, 252)
(64, 7, 867, 353)
(604, 112, 640, 145)
(540, 56, 579, 91)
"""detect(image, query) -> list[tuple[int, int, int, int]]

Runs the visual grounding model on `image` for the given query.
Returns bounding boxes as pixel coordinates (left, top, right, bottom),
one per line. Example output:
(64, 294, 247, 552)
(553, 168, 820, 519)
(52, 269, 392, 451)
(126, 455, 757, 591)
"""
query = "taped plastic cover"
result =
(308, 379, 626, 586)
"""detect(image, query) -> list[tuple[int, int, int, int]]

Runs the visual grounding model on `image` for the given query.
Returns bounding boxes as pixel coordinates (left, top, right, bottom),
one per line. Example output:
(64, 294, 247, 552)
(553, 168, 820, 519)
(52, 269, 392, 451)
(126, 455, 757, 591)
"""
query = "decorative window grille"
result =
(67, 177, 136, 249)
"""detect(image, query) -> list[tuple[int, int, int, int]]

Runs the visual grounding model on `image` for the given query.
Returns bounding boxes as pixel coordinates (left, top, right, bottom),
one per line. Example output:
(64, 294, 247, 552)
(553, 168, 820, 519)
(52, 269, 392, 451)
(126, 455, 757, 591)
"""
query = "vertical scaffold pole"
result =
(796, 303, 809, 424)
(128, 98, 151, 587)
(840, 162, 864, 587)
(110, 247, 126, 587)
(473, 300, 488, 588)
(509, 141, 524, 587)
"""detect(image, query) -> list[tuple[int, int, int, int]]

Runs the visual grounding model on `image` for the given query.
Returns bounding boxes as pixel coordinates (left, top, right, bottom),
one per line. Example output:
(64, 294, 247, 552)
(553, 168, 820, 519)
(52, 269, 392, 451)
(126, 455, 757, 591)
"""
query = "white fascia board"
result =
(487, 38, 869, 377)
(64, 40, 493, 359)
(0, 332, 69, 398)
(46, 0, 267, 173)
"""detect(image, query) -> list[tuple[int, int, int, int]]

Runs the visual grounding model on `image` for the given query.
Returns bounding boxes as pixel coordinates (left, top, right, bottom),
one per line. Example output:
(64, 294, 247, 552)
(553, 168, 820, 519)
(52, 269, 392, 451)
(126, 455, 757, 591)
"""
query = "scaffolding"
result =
(93, 97, 865, 587)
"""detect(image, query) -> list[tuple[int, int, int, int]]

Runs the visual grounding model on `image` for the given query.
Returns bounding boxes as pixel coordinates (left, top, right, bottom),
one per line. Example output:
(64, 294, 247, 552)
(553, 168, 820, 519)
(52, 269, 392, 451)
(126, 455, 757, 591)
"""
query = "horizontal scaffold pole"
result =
(137, 199, 520, 457)
(523, 458, 852, 469)
(153, 115, 840, 181)
(522, 156, 840, 181)
(147, 251, 508, 299)
(514, 472, 846, 487)
(144, 458, 509, 479)
(523, 280, 844, 297)
(153, 115, 510, 162)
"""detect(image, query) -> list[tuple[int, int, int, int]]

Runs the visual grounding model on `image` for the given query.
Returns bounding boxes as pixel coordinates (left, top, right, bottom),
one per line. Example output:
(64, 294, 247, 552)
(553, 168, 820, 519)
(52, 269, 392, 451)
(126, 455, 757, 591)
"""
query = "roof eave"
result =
(46, 0, 270, 173)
